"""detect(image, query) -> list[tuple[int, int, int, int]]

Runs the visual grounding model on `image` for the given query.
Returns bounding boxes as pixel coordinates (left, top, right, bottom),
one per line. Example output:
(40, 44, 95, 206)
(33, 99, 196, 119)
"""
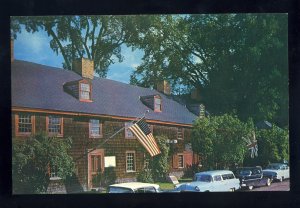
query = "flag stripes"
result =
(129, 118, 161, 157)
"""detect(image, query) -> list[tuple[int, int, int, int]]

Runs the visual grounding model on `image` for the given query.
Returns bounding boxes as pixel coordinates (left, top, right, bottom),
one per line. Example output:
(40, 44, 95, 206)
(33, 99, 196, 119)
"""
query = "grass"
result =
(157, 178, 193, 190)
(156, 182, 175, 190)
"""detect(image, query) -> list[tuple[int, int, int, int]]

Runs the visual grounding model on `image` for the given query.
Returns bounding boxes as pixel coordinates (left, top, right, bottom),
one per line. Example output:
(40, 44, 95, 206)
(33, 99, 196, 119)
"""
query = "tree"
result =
(191, 114, 253, 170)
(127, 14, 288, 127)
(11, 16, 133, 77)
(12, 133, 75, 194)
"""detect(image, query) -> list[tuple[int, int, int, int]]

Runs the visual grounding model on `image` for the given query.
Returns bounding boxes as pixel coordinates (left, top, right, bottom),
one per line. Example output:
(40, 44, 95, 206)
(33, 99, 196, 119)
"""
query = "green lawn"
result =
(157, 178, 193, 190)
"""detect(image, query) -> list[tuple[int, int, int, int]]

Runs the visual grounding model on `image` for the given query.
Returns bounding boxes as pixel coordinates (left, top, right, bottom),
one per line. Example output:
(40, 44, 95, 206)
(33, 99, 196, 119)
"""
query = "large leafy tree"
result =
(11, 16, 132, 77)
(191, 114, 253, 170)
(127, 14, 288, 127)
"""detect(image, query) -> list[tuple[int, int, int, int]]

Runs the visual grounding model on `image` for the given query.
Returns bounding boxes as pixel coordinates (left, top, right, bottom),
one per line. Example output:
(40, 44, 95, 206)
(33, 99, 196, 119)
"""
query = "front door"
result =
(88, 149, 104, 189)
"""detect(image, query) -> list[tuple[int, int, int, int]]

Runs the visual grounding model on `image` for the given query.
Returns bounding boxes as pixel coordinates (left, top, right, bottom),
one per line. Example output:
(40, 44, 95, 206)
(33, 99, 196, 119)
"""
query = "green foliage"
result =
(137, 169, 154, 183)
(102, 167, 117, 186)
(11, 16, 134, 77)
(149, 135, 170, 182)
(127, 14, 288, 127)
(12, 133, 75, 194)
(191, 114, 252, 170)
(244, 126, 289, 167)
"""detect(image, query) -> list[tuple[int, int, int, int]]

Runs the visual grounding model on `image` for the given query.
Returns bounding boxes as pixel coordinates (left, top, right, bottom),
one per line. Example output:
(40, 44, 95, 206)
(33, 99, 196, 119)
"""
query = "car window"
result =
(227, 174, 235, 179)
(109, 187, 134, 193)
(252, 169, 261, 174)
(195, 174, 212, 182)
(267, 165, 280, 170)
(239, 170, 252, 176)
(214, 175, 222, 181)
(144, 187, 156, 193)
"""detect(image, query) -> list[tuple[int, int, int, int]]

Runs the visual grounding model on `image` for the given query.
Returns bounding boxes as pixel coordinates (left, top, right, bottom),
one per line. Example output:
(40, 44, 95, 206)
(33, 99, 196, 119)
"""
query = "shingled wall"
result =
(12, 111, 193, 192)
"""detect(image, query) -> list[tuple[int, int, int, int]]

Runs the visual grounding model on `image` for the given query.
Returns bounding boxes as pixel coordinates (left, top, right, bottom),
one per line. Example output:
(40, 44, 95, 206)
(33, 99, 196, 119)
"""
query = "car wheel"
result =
(230, 188, 235, 192)
(248, 186, 254, 190)
(266, 178, 271, 186)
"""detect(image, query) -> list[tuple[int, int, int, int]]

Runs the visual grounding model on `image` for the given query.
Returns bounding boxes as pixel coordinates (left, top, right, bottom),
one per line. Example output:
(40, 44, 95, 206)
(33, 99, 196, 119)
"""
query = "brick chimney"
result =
(11, 39, 14, 62)
(72, 58, 94, 79)
(156, 80, 171, 95)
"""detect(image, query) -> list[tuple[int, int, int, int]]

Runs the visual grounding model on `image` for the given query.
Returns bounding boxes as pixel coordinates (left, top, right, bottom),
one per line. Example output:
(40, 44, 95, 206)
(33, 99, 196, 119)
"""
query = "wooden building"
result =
(11, 57, 203, 191)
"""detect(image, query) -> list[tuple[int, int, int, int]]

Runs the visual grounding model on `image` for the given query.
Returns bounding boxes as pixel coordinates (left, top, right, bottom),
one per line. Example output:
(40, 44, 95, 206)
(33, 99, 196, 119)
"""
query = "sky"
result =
(14, 27, 144, 84)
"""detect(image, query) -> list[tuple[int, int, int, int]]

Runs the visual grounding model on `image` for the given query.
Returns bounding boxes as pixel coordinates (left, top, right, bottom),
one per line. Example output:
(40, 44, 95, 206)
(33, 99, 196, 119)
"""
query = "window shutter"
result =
(173, 154, 179, 168)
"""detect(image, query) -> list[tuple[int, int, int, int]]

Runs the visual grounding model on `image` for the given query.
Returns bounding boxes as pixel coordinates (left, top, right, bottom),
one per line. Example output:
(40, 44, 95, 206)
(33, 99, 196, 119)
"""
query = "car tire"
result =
(266, 178, 271, 186)
(248, 186, 254, 190)
(230, 188, 235, 192)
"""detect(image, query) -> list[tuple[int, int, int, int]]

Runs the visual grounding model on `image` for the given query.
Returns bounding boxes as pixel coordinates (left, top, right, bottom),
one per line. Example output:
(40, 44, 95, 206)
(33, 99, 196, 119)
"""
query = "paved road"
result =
(247, 179, 290, 191)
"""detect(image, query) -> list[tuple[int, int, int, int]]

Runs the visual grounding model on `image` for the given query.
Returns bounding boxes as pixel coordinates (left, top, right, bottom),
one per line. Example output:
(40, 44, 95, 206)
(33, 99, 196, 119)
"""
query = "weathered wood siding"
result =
(12, 111, 194, 190)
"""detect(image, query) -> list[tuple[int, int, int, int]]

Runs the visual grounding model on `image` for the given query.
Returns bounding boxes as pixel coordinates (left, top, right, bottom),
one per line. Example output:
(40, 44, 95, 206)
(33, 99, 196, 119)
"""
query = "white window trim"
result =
(126, 151, 136, 172)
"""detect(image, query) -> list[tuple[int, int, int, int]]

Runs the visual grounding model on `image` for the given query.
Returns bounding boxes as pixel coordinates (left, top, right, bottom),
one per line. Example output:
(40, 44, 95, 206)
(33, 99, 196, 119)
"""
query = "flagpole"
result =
(75, 110, 150, 161)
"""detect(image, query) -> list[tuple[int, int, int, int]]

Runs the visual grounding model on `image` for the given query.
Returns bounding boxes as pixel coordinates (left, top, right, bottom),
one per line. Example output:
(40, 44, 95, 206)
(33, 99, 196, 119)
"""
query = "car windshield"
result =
(108, 187, 134, 193)
(239, 170, 252, 176)
(266, 165, 280, 170)
(194, 174, 212, 182)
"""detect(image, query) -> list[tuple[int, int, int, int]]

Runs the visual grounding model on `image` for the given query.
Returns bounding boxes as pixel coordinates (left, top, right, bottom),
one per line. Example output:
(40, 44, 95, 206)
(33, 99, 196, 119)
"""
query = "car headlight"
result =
(195, 186, 200, 191)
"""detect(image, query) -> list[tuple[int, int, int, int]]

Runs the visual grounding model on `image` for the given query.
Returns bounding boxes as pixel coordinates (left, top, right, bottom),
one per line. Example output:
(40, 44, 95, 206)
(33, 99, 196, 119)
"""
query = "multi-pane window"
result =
(177, 128, 184, 140)
(49, 164, 59, 178)
(17, 114, 34, 135)
(126, 151, 136, 172)
(89, 119, 102, 138)
(178, 154, 184, 168)
(154, 97, 162, 112)
(144, 158, 150, 170)
(48, 116, 63, 136)
(125, 122, 134, 138)
(80, 83, 91, 100)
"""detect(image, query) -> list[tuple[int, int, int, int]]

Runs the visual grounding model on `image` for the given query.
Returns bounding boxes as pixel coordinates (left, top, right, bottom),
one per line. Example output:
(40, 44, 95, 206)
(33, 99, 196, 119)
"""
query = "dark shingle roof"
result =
(12, 60, 197, 125)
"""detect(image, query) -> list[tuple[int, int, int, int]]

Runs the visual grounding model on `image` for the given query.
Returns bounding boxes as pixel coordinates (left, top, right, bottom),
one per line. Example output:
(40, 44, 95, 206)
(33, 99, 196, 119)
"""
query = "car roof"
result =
(109, 182, 160, 190)
(195, 170, 234, 176)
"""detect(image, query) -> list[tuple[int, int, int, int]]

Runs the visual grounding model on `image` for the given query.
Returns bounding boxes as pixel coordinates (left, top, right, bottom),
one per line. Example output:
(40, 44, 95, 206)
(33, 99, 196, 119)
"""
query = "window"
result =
(89, 119, 102, 138)
(214, 175, 222, 181)
(126, 151, 136, 172)
(15, 114, 35, 136)
(48, 163, 61, 179)
(154, 96, 162, 112)
(47, 116, 63, 136)
(144, 158, 150, 170)
(177, 128, 184, 140)
(178, 154, 184, 168)
(125, 122, 134, 138)
(80, 82, 91, 101)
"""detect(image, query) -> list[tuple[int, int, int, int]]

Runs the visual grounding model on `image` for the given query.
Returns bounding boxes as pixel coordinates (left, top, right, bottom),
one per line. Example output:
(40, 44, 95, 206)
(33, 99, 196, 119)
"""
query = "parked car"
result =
(174, 170, 240, 192)
(263, 163, 290, 182)
(108, 182, 161, 193)
(234, 166, 271, 190)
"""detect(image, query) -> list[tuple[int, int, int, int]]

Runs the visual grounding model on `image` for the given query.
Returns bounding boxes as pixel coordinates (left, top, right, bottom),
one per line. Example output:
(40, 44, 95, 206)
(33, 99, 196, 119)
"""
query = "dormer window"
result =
(64, 79, 92, 102)
(80, 82, 91, 100)
(154, 96, 162, 112)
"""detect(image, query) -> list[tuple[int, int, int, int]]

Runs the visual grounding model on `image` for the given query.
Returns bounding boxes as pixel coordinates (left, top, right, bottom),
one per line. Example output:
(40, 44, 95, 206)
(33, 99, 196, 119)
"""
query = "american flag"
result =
(129, 118, 161, 157)
(242, 132, 258, 158)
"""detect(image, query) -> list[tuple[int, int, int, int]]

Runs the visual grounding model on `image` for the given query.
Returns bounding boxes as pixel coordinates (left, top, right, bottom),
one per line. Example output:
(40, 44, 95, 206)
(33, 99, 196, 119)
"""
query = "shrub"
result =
(137, 169, 154, 183)
(149, 135, 170, 182)
(12, 133, 75, 194)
